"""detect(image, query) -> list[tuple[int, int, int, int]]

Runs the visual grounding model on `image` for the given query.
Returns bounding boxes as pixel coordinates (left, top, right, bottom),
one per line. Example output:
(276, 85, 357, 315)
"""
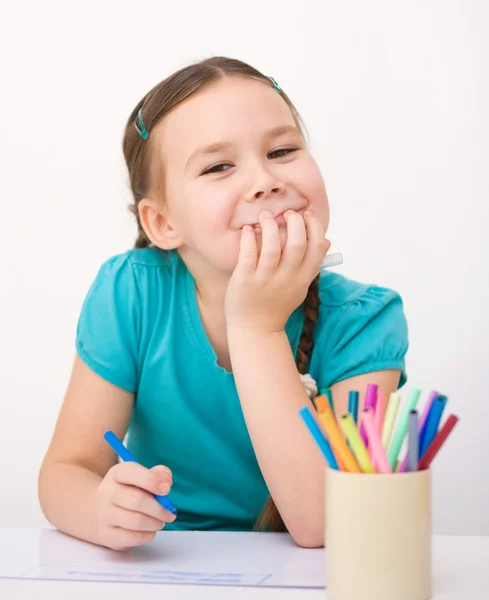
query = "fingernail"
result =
(260, 210, 273, 219)
(159, 482, 170, 493)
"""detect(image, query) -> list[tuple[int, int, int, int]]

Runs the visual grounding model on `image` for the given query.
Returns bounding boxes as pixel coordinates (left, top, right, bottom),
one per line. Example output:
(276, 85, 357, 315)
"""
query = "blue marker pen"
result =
(103, 431, 177, 516)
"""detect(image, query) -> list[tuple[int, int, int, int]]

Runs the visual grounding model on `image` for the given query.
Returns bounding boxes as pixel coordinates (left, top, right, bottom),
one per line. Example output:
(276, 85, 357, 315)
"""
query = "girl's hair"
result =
(122, 56, 321, 533)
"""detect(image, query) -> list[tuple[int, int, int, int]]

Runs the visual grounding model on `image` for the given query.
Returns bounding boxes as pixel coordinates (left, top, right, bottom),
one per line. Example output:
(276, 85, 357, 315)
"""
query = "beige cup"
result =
(325, 468, 432, 600)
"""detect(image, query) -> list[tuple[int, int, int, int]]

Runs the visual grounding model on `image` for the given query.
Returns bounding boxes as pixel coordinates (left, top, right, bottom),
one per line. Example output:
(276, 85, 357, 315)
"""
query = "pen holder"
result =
(325, 468, 432, 600)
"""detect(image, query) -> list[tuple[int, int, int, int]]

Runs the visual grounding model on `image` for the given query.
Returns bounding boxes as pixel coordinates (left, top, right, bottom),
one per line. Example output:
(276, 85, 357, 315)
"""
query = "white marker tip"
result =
(320, 252, 343, 270)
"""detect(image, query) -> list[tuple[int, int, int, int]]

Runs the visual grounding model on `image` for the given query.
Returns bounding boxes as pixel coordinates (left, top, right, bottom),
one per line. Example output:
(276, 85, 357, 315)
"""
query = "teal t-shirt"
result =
(76, 248, 408, 531)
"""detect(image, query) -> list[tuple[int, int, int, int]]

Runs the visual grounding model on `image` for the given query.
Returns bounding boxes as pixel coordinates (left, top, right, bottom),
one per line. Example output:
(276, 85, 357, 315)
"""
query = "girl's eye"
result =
(203, 163, 232, 175)
(268, 147, 297, 159)
(201, 148, 298, 175)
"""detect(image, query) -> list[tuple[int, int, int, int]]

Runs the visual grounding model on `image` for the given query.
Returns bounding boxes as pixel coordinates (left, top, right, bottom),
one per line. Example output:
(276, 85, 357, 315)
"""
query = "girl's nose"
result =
(247, 172, 286, 202)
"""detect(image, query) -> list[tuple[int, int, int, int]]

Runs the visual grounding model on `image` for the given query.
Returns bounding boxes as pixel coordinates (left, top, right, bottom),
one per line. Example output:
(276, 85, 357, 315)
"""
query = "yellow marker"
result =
(320, 409, 361, 473)
(382, 392, 401, 450)
(339, 414, 375, 473)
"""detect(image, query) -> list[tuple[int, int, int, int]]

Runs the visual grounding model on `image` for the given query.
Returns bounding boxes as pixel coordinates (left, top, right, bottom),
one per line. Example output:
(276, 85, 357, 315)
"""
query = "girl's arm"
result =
(39, 356, 134, 544)
(228, 324, 400, 548)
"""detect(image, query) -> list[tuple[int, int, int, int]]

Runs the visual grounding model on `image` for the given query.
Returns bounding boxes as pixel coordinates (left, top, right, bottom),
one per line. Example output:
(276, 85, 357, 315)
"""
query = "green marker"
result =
(382, 393, 400, 449)
(387, 388, 421, 469)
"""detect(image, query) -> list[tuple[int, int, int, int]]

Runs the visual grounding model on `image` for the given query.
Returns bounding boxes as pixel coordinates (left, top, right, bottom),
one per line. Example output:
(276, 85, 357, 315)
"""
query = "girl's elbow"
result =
(292, 530, 324, 548)
(288, 521, 325, 548)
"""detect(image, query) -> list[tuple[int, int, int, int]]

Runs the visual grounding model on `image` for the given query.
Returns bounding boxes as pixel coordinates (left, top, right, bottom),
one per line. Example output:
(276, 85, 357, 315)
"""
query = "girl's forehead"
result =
(158, 78, 297, 163)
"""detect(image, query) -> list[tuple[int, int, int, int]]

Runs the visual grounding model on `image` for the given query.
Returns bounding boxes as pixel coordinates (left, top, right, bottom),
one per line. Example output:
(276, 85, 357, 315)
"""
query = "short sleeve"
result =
(314, 285, 409, 390)
(75, 253, 141, 392)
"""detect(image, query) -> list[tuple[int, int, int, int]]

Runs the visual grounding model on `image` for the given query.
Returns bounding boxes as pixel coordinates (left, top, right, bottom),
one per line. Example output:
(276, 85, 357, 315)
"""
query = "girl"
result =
(38, 56, 408, 550)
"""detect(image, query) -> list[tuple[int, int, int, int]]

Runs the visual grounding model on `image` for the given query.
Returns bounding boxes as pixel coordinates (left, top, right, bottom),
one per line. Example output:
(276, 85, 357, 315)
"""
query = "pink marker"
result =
(370, 391, 387, 469)
(360, 383, 378, 446)
(374, 391, 387, 435)
(398, 390, 438, 472)
(363, 409, 392, 473)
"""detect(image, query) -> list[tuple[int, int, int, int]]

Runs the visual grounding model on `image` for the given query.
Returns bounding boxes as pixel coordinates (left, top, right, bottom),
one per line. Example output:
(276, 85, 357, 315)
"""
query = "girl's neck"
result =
(195, 283, 232, 372)
(179, 249, 232, 371)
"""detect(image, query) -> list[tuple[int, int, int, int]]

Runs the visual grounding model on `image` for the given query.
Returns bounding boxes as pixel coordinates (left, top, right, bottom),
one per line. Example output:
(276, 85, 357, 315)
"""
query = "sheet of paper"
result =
(0, 529, 325, 589)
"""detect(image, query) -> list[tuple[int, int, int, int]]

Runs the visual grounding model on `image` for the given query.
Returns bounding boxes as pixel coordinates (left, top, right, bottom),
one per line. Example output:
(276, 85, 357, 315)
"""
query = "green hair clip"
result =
(135, 108, 149, 140)
(269, 76, 282, 93)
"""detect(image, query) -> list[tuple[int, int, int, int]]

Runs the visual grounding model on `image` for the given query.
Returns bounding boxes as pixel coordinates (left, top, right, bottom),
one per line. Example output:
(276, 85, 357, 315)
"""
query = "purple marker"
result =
(398, 390, 438, 472)
(360, 383, 378, 446)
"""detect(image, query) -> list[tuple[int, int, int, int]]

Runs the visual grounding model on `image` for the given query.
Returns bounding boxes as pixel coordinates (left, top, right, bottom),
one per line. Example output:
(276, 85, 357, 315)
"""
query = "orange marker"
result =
(319, 408, 361, 473)
(314, 394, 334, 418)
(314, 395, 356, 472)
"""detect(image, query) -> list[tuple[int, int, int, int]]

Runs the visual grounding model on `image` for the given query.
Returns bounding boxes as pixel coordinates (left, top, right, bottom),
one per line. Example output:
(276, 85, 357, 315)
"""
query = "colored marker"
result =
(382, 392, 400, 449)
(360, 384, 378, 446)
(388, 388, 421, 469)
(314, 396, 347, 470)
(318, 389, 334, 412)
(369, 391, 387, 469)
(362, 408, 391, 473)
(348, 391, 359, 424)
(299, 407, 339, 469)
(398, 390, 438, 472)
(314, 394, 334, 420)
(318, 406, 361, 472)
(418, 390, 439, 432)
(374, 391, 387, 435)
(419, 395, 447, 457)
(407, 410, 419, 472)
(418, 415, 459, 470)
(320, 252, 343, 270)
(340, 414, 375, 473)
(104, 431, 177, 516)
(324, 388, 334, 412)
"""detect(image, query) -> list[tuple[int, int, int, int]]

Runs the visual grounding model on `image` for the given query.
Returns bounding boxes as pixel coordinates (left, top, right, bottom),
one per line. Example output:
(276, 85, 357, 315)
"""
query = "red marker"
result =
(418, 415, 459, 470)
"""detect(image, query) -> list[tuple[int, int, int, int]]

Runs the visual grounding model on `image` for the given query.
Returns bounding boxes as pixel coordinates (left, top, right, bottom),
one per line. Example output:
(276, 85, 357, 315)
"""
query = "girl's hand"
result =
(95, 462, 176, 551)
(225, 209, 330, 333)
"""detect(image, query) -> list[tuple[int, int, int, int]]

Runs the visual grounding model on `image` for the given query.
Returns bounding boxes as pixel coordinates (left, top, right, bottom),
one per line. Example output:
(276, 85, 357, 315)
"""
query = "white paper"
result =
(0, 529, 325, 589)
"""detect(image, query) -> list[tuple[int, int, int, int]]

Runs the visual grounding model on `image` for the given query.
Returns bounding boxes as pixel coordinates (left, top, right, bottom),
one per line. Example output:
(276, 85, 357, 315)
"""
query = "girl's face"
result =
(156, 77, 330, 275)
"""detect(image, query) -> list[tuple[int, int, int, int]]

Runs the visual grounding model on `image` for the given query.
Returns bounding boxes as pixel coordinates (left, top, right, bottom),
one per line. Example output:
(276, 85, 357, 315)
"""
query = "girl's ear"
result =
(138, 198, 184, 250)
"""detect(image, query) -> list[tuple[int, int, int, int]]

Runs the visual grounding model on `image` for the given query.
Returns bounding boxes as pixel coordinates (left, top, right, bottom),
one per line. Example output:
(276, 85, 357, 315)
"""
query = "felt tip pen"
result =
(320, 252, 343, 270)
(103, 431, 177, 516)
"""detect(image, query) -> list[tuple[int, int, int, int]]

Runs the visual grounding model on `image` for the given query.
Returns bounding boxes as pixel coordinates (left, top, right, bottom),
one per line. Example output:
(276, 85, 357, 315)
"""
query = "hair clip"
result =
(268, 76, 282, 93)
(135, 107, 149, 140)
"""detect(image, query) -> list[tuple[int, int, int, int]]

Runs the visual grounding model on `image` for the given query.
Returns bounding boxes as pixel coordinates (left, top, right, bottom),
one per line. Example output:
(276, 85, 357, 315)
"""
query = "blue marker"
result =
(419, 396, 447, 458)
(103, 431, 177, 516)
(348, 391, 359, 424)
(298, 407, 339, 470)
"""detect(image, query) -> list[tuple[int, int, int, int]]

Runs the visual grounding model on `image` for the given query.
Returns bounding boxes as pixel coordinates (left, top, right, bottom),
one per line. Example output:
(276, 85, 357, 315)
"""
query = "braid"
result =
(254, 273, 322, 532)
(296, 273, 320, 374)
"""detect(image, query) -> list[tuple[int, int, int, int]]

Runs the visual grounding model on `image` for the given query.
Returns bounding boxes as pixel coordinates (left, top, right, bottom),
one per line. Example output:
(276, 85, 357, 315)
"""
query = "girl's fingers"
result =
(107, 505, 166, 532)
(113, 462, 171, 496)
(255, 210, 281, 277)
(302, 211, 330, 272)
(114, 484, 175, 523)
(104, 526, 156, 550)
(279, 210, 308, 271)
(236, 225, 258, 275)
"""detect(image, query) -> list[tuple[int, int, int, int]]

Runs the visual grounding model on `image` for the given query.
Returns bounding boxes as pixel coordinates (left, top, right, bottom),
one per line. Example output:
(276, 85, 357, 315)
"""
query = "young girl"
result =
(38, 56, 408, 551)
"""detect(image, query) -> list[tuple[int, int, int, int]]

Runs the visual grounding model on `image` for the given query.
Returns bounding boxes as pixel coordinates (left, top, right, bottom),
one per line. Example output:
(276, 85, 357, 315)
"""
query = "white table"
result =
(0, 529, 488, 599)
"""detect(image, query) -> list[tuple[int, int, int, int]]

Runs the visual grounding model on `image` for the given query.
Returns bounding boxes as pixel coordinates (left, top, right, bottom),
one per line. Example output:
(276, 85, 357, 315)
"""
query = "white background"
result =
(0, 1, 487, 534)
